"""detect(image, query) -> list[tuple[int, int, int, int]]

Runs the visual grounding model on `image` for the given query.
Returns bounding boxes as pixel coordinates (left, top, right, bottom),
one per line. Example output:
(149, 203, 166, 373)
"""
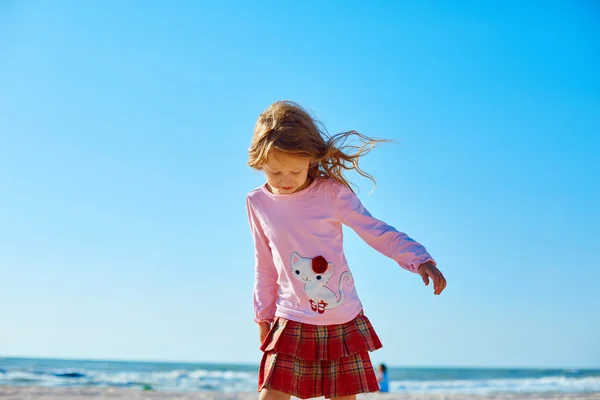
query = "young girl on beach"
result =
(246, 101, 446, 400)
(377, 363, 389, 393)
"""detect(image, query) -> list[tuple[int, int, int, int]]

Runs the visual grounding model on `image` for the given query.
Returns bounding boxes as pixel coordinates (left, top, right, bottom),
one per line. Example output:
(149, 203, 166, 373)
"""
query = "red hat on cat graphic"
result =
(311, 256, 328, 274)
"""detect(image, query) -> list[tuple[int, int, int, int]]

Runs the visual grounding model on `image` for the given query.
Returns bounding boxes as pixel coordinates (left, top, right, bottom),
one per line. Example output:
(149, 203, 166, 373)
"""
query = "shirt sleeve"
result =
(332, 183, 435, 273)
(246, 197, 278, 324)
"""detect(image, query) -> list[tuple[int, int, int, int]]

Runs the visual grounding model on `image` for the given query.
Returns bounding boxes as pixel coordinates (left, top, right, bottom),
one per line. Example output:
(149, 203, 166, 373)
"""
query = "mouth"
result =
(279, 186, 294, 191)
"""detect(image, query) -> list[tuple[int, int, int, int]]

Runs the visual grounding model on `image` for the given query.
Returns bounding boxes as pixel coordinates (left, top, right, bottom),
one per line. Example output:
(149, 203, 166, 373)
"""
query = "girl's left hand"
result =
(418, 261, 446, 295)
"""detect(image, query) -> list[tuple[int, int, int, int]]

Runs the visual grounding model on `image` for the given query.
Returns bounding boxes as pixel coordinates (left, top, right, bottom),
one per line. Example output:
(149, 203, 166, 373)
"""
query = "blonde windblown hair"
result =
(248, 101, 386, 190)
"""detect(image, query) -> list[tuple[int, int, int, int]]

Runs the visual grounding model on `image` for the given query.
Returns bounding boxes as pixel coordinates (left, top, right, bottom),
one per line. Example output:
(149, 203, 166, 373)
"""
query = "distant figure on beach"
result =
(246, 100, 447, 400)
(377, 363, 389, 393)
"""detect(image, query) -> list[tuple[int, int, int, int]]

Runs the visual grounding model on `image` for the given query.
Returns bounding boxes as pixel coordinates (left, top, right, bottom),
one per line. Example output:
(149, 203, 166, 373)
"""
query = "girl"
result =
(377, 363, 389, 393)
(246, 101, 446, 400)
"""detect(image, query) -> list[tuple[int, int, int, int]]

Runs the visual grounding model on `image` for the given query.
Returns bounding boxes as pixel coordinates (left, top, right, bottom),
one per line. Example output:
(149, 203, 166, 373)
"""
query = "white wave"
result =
(2, 367, 600, 394)
(0, 368, 257, 392)
(390, 376, 600, 394)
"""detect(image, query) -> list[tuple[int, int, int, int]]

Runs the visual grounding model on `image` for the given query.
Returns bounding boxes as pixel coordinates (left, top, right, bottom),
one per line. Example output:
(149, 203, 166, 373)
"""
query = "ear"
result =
(291, 252, 301, 264)
(325, 262, 334, 275)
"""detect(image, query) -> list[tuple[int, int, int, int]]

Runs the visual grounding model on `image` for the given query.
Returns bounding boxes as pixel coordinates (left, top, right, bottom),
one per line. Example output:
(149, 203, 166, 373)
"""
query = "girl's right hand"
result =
(258, 321, 271, 344)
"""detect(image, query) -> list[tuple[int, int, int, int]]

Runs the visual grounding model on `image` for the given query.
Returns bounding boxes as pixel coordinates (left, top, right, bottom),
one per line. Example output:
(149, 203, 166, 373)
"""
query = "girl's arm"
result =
(332, 183, 435, 272)
(246, 197, 278, 324)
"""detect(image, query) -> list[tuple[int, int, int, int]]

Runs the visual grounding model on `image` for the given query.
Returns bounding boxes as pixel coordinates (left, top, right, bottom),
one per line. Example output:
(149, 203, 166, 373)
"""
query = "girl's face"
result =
(264, 149, 312, 195)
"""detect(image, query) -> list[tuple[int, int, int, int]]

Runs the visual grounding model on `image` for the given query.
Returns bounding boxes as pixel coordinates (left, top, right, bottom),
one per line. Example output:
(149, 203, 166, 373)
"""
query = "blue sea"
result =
(1, 358, 599, 395)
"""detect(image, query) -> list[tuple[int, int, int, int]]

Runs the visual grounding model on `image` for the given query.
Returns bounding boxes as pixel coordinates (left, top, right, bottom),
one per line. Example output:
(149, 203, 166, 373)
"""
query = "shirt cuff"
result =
(254, 317, 274, 324)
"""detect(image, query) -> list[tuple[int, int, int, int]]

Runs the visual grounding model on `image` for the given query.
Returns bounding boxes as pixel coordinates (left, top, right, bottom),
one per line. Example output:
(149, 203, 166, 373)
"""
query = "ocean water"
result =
(0, 357, 599, 394)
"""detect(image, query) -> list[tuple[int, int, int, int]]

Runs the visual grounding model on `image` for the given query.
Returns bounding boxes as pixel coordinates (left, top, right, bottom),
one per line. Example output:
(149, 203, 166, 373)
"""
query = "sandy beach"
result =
(1, 387, 599, 400)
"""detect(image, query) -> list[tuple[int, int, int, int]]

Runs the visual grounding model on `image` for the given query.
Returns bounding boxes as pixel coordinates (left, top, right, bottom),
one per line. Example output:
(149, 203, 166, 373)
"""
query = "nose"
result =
(281, 177, 294, 186)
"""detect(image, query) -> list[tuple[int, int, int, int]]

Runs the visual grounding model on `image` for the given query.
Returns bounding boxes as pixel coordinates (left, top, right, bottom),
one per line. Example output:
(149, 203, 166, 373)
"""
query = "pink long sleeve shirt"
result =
(246, 178, 435, 326)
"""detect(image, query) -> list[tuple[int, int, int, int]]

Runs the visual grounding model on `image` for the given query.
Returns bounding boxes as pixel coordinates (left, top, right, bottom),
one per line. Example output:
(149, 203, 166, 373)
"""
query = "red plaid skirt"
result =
(258, 311, 382, 399)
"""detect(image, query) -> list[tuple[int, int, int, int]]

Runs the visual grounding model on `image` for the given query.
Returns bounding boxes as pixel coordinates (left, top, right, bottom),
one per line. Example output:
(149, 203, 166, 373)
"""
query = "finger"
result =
(440, 275, 447, 294)
(421, 273, 429, 286)
(435, 274, 447, 295)
(433, 272, 443, 294)
(432, 273, 440, 294)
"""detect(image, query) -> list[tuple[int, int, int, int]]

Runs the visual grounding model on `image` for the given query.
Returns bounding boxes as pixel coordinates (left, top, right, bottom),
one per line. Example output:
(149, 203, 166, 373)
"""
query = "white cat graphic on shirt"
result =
(290, 252, 351, 314)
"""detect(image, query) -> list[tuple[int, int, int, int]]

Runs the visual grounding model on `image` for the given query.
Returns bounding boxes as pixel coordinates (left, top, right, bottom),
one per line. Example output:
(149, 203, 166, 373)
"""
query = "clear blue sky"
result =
(1, 1, 598, 369)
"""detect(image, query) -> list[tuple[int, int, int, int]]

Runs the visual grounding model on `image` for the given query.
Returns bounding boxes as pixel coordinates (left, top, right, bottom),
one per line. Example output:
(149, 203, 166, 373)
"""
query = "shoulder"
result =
(246, 184, 266, 201)
(310, 178, 340, 205)
(316, 178, 355, 202)
(246, 185, 267, 211)
(315, 179, 360, 216)
(314, 177, 348, 195)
